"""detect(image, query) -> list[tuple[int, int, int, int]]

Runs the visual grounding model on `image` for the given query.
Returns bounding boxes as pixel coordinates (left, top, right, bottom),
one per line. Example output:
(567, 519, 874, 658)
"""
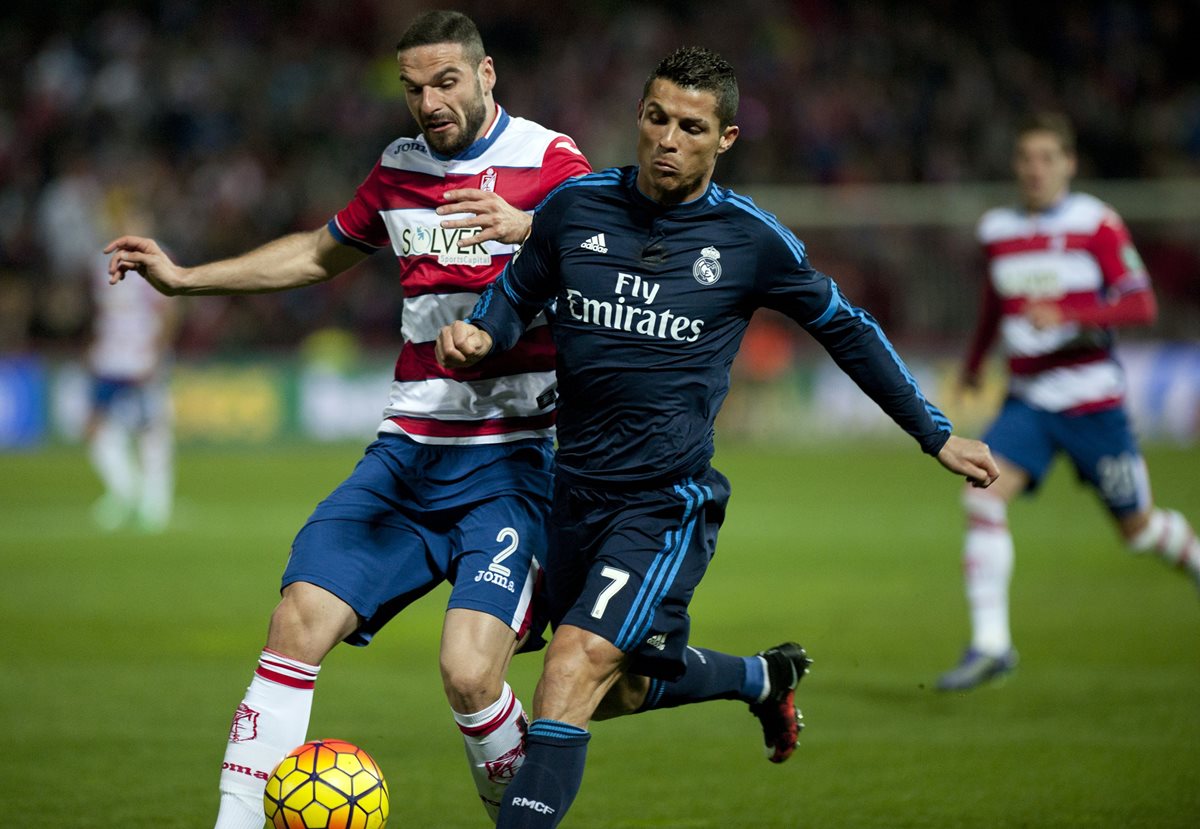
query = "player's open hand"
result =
(936, 435, 1000, 488)
(437, 189, 532, 248)
(436, 320, 494, 368)
(103, 235, 185, 295)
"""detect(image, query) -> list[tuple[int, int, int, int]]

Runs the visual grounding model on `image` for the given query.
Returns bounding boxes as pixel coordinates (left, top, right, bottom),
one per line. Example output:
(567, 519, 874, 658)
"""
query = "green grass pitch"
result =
(1, 441, 1196, 827)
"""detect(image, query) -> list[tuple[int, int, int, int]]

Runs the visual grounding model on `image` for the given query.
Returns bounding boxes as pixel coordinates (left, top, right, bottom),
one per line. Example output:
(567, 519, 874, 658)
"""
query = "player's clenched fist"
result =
(936, 435, 1000, 488)
(436, 320, 494, 368)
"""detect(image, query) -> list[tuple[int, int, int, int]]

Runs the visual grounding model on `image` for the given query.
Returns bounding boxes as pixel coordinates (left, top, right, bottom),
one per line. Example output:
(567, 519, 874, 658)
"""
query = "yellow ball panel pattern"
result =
(263, 739, 390, 829)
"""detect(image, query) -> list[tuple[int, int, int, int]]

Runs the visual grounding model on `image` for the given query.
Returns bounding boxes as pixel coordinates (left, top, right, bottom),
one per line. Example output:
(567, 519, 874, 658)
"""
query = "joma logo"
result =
(221, 761, 270, 781)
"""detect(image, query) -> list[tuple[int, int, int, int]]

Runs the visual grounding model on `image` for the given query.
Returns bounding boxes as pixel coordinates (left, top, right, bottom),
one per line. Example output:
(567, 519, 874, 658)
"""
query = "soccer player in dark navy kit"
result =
(439, 47, 999, 827)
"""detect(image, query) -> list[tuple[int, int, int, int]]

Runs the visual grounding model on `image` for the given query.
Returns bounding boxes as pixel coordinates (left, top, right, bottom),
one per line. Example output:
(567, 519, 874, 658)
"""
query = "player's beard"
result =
(423, 81, 489, 157)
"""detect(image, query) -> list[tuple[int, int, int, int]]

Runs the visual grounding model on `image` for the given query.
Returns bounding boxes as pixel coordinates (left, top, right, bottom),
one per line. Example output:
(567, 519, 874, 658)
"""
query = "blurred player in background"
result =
(439, 47, 998, 828)
(86, 191, 176, 533)
(107, 11, 591, 827)
(937, 113, 1200, 692)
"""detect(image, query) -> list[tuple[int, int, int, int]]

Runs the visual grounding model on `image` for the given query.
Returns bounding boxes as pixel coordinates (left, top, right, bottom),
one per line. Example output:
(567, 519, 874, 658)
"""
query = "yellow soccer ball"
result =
(264, 739, 389, 829)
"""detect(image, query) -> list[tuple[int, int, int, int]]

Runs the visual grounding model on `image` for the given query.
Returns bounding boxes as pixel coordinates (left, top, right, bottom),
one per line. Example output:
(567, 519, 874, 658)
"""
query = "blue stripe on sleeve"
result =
(325, 218, 380, 254)
(721, 192, 809, 264)
(834, 295, 953, 432)
(807, 284, 841, 328)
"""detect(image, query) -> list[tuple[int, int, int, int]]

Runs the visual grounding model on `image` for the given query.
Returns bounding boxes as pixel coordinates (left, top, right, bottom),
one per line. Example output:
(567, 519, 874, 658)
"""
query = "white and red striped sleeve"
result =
(329, 160, 392, 252)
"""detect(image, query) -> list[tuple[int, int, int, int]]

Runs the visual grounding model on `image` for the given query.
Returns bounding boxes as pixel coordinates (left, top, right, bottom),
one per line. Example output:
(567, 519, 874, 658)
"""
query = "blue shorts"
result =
(91, 375, 166, 427)
(284, 434, 554, 646)
(984, 397, 1149, 518)
(544, 467, 731, 681)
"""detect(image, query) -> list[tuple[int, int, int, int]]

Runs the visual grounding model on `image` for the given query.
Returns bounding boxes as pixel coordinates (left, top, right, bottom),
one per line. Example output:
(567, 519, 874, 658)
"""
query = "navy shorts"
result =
(985, 397, 1150, 518)
(284, 434, 554, 646)
(543, 467, 731, 681)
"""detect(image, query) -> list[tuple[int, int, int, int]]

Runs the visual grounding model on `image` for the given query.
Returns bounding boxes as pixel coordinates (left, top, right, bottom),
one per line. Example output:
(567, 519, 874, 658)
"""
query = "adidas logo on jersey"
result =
(646, 633, 668, 651)
(580, 233, 608, 253)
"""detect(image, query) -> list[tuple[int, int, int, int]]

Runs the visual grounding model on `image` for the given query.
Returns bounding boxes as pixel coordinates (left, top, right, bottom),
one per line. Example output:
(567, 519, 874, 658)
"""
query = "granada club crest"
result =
(485, 744, 526, 784)
(481, 167, 497, 192)
(693, 246, 722, 285)
(229, 702, 260, 743)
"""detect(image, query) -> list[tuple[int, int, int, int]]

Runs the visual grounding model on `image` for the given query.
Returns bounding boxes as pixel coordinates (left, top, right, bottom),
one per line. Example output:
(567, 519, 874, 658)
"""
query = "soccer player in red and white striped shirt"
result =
(107, 11, 589, 826)
(937, 113, 1200, 691)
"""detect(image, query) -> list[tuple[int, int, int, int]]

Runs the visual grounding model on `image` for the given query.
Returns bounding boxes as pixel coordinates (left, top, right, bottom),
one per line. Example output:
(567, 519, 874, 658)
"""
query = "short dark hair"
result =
(396, 10, 485, 67)
(1016, 112, 1076, 155)
(644, 46, 739, 128)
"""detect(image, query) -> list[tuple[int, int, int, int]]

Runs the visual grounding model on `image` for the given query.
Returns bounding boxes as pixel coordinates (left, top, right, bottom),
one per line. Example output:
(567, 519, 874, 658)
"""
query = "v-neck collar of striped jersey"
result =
(427, 105, 511, 163)
(628, 167, 719, 217)
(1021, 189, 1072, 219)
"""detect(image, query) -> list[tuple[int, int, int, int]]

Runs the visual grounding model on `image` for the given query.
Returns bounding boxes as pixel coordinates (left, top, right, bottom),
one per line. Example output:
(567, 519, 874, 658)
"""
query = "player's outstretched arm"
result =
(436, 320, 494, 368)
(936, 435, 1000, 488)
(104, 226, 366, 296)
(438, 188, 532, 248)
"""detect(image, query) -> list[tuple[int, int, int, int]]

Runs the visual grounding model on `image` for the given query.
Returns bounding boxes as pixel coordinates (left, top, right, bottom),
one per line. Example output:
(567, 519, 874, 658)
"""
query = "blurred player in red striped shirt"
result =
(937, 113, 1200, 691)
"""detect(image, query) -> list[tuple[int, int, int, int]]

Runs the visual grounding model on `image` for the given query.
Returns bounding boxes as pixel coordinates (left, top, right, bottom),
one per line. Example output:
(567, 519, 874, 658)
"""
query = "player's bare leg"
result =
(592, 674, 649, 719)
(939, 457, 1026, 691)
(440, 608, 526, 822)
(214, 582, 357, 829)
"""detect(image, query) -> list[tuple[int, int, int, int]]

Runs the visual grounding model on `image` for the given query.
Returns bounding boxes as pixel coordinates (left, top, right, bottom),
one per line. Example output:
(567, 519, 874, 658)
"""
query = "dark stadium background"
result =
(2, 0, 1197, 359)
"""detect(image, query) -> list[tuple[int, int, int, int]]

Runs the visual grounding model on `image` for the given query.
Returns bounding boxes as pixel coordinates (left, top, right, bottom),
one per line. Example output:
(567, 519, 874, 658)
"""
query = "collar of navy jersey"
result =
(628, 168, 721, 217)
(427, 105, 511, 163)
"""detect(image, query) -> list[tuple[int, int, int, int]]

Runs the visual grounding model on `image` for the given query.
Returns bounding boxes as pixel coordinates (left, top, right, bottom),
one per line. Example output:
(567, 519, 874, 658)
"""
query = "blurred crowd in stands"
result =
(1, 0, 1197, 358)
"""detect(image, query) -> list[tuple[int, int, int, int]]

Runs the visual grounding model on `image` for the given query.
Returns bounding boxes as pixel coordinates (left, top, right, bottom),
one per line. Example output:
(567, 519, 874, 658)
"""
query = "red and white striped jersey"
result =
(972, 192, 1152, 414)
(329, 106, 590, 444)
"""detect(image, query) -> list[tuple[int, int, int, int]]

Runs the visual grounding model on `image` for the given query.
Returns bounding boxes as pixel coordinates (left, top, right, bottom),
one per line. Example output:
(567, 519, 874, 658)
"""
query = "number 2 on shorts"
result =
(590, 566, 630, 619)
(490, 528, 519, 578)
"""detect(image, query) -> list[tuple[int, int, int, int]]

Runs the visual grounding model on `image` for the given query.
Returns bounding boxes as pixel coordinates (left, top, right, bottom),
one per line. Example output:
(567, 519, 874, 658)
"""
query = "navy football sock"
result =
(495, 719, 590, 828)
(638, 647, 762, 711)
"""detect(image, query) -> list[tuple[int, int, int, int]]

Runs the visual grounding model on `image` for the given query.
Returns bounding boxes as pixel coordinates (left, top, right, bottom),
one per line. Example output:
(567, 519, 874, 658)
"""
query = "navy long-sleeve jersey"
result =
(469, 166, 952, 488)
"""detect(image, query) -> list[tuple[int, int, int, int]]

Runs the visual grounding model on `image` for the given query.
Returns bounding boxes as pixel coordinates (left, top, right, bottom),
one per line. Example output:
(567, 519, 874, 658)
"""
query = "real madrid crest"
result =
(692, 245, 722, 285)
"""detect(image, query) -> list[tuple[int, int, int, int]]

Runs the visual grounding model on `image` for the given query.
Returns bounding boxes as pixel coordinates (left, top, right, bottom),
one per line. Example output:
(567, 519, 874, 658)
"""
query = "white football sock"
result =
(1129, 508, 1200, 574)
(214, 649, 320, 829)
(452, 682, 528, 823)
(136, 421, 174, 530)
(89, 420, 138, 508)
(962, 489, 1014, 656)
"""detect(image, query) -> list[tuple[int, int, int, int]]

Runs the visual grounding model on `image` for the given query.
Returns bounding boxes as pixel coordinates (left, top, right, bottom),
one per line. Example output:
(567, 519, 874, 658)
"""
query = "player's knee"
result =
(266, 584, 355, 662)
(440, 658, 504, 712)
(962, 486, 1007, 525)
(1120, 508, 1153, 545)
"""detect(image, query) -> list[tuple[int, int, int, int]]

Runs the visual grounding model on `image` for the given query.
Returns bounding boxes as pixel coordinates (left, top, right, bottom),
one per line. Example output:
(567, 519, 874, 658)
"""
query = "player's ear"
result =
(716, 124, 739, 155)
(478, 56, 496, 95)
